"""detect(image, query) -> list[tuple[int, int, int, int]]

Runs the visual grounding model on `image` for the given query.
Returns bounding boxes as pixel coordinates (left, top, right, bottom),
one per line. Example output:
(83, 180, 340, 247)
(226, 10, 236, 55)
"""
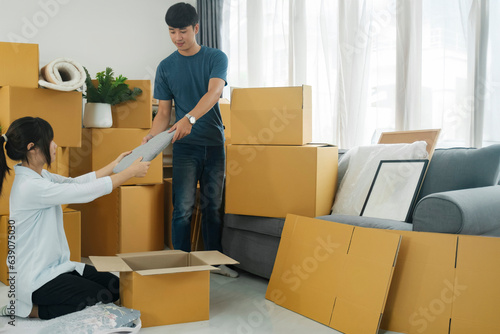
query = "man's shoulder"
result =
(158, 51, 179, 68)
(202, 46, 227, 58)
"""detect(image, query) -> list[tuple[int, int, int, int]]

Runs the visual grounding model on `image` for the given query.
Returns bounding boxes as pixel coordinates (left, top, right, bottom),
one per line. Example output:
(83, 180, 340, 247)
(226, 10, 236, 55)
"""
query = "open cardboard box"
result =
(90, 250, 239, 328)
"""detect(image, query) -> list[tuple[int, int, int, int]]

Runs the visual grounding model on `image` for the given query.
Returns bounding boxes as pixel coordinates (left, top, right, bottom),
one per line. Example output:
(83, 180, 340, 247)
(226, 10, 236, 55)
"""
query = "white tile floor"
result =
(1, 268, 403, 333)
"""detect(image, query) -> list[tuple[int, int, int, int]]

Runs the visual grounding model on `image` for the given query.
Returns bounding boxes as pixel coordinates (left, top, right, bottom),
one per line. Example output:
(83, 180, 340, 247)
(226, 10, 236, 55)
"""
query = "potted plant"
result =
(83, 67, 142, 128)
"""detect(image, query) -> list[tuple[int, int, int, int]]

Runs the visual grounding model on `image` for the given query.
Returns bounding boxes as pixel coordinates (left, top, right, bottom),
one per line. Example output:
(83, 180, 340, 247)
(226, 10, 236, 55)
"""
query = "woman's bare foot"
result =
(28, 305, 39, 318)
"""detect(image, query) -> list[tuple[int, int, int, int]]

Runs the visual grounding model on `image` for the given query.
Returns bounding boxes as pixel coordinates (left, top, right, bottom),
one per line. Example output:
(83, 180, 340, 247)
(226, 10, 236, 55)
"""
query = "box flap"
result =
(89, 256, 133, 272)
(190, 250, 239, 266)
(117, 249, 186, 258)
(450, 235, 500, 333)
(266, 214, 400, 334)
(136, 265, 217, 276)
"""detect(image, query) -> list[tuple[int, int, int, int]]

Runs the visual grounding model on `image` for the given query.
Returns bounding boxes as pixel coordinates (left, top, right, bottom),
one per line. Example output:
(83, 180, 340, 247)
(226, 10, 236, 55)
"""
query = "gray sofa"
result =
(222, 145, 500, 279)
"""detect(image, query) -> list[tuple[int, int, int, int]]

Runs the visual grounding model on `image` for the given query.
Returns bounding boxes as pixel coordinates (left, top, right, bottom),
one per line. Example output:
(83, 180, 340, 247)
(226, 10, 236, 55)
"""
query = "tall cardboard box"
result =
(0, 86, 82, 147)
(90, 79, 152, 129)
(62, 208, 81, 263)
(0, 147, 70, 215)
(69, 128, 163, 186)
(90, 250, 239, 327)
(225, 144, 338, 218)
(230, 86, 312, 145)
(71, 184, 164, 257)
(0, 42, 39, 88)
(0, 209, 82, 285)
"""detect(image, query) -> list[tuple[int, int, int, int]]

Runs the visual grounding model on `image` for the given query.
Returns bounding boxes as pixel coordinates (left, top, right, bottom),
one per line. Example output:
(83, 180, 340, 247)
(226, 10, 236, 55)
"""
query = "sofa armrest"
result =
(412, 186, 500, 235)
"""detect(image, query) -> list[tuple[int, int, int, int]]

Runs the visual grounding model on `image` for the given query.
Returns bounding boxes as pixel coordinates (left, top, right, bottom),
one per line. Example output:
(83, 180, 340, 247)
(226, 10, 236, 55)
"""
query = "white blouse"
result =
(8, 164, 113, 317)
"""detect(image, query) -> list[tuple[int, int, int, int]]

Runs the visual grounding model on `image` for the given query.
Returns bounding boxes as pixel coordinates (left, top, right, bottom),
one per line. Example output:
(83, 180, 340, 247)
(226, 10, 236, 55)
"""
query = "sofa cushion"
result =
(418, 145, 500, 201)
(413, 186, 500, 236)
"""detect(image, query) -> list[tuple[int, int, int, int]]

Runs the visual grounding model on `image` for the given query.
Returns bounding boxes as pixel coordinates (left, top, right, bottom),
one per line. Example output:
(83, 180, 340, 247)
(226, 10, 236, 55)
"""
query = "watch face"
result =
(189, 116, 196, 124)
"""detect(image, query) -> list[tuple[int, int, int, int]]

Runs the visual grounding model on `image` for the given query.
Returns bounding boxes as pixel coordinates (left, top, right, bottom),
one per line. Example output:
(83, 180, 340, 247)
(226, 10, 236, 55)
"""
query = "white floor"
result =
(1, 268, 402, 334)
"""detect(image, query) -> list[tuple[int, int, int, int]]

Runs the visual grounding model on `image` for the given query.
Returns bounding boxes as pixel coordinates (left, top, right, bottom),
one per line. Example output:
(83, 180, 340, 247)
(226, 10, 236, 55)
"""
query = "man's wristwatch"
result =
(185, 113, 196, 125)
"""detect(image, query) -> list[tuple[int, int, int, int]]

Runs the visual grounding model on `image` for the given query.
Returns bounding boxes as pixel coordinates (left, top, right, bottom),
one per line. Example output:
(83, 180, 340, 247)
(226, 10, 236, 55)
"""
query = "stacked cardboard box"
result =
(69, 81, 165, 257)
(0, 42, 83, 284)
(225, 86, 338, 218)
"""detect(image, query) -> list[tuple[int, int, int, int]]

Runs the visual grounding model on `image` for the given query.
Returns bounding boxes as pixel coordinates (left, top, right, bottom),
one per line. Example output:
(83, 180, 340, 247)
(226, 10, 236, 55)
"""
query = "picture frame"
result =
(360, 159, 429, 222)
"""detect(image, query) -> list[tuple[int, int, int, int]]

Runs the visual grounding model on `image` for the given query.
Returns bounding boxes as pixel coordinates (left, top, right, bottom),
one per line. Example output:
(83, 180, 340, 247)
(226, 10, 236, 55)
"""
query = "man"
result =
(143, 2, 237, 277)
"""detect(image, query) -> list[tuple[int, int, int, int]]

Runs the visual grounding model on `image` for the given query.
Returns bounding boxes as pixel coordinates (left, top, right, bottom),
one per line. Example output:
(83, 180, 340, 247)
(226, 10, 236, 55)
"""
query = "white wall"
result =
(0, 0, 196, 84)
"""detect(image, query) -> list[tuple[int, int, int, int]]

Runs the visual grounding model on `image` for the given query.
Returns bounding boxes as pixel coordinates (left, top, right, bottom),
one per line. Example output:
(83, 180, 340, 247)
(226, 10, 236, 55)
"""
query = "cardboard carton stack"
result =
(0, 42, 82, 284)
(69, 80, 165, 257)
(225, 86, 338, 218)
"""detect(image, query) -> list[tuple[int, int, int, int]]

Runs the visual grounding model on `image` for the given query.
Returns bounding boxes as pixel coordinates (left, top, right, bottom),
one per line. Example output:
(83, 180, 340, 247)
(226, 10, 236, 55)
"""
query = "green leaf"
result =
(82, 67, 143, 106)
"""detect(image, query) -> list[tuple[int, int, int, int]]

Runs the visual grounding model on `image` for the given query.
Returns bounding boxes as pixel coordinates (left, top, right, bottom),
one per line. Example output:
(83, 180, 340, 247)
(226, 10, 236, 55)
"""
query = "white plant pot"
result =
(83, 102, 113, 128)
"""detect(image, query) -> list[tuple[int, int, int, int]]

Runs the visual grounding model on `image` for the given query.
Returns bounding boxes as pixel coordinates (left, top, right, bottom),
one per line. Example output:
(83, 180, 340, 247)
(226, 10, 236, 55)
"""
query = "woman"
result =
(0, 117, 150, 319)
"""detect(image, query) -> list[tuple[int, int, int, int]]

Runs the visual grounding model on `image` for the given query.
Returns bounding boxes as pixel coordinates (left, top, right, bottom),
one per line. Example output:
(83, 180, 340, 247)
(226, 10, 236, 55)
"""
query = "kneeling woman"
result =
(0, 117, 150, 319)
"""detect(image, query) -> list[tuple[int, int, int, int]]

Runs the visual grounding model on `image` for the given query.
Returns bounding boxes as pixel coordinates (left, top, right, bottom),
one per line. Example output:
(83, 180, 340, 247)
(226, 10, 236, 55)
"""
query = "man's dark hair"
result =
(165, 2, 199, 28)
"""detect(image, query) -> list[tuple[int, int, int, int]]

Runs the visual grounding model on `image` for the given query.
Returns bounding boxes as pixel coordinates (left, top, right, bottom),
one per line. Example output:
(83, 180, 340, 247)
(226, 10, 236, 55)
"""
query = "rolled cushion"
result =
(418, 145, 500, 201)
(113, 130, 175, 173)
(316, 214, 413, 231)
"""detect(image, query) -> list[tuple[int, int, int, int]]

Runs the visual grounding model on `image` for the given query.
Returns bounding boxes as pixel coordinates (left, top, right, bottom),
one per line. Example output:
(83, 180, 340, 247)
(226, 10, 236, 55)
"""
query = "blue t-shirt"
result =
(154, 46, 228, 146)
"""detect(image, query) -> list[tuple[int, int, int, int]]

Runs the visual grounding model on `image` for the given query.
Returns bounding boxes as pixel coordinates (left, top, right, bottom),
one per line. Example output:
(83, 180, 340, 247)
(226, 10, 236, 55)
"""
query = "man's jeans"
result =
(172, 142, 225, 252)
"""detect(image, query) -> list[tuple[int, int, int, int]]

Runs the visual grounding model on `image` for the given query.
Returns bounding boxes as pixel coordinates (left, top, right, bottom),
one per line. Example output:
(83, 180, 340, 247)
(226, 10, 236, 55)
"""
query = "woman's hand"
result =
(95, 151, 132, 178)
(126, 157, 151, 178)
(113, 151, 132, 167)
(110, 157, 150, 189)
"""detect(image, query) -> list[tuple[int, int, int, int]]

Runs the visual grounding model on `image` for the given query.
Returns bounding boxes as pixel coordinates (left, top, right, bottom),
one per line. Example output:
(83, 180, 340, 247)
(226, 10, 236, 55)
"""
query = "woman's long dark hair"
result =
(0, 117, 54, 195)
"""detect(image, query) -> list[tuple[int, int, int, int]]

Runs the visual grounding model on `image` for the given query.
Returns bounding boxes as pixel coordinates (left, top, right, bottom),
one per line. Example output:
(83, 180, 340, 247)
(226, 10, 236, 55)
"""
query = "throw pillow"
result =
(331, 141, 428, 216)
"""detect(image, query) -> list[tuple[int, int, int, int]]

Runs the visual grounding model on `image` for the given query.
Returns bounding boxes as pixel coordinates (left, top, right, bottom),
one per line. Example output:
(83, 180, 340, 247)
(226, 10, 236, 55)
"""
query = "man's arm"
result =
(168, 77, 225, 143)
(142, 99, 172, 144)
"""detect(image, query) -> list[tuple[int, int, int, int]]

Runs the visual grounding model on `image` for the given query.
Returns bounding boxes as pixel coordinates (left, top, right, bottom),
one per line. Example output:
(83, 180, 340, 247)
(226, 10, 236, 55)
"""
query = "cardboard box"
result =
(70, 184, 164, 257)
(91, 79, 152, 129)
(69, 128, 163, 186)
(0, 86, 82, 147)
(378, 129, 441, 158)
(90, 250, 239, 327)
(219, 98, 231, 143)
(0, 42, 39, 88)
(164, 178, 203, 251)
(266, 214, 401, 334)
(225, 144, 338, 218)
(63, 208, 81, 263)
(230, 86, 312, 145)
(0, 147, 70, 215)
(380, 230, 500, 334)
(0, 209, 81, 285)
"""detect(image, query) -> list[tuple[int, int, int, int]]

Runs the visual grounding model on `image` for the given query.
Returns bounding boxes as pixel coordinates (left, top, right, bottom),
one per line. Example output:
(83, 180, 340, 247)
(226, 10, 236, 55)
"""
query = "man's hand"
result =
(168, 116, 192, 143)
(141, 134, 154, 145)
